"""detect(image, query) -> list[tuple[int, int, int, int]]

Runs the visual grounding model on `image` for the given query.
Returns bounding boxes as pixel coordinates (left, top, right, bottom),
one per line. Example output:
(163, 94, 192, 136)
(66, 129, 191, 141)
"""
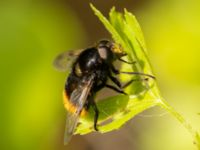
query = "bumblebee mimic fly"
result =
(53, 40, 155, 144)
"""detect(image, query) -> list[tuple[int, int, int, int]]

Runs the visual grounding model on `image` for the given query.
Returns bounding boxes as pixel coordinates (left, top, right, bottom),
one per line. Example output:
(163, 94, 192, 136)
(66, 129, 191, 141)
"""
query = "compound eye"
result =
(98, 47, 107, 59)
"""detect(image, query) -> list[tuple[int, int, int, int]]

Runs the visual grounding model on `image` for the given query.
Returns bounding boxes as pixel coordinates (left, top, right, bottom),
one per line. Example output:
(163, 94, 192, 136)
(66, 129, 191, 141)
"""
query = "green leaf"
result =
(75, 3, 161, 135)
(75, 4, 200, 149)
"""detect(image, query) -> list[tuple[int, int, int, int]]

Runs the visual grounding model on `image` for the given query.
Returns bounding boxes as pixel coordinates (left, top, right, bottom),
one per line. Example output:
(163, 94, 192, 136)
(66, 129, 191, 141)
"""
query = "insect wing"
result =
(53, 49, 83, 72)
(64, 75, 95, 144)
(64, 111, 79, 144)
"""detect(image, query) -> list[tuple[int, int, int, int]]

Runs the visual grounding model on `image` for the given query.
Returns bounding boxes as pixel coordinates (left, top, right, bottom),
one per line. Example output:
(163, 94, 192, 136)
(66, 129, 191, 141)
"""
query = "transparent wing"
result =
(53, 49, 83, 72)
(64, 75, 95, 145)
(64, 112, 79, 144)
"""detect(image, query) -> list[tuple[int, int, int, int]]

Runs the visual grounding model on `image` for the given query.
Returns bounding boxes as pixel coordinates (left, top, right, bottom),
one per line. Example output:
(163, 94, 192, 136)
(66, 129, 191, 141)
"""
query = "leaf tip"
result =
(89, 3, 95, 10)
(124, 8, 128, 13)
(110, 6, 116, 12)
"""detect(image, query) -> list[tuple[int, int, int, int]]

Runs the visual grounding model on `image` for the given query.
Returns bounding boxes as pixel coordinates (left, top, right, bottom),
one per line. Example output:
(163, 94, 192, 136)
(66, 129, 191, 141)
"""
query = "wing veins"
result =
(64, 75, 95, 144)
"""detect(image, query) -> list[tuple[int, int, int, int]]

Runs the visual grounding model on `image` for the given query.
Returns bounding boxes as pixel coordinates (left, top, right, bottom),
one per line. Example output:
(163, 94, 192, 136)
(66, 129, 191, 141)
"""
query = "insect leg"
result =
(111, 65, 155, 79)
(111, 65, 120, 74)
(122, 78, 149, 88)
(105, 84, 127, 95)
(91, 100, 99, 131)
(93, 80, 126, 95)
(118, 57, 136, 64)
(119, 71, 155, 79)
(108, 73, 121, 88)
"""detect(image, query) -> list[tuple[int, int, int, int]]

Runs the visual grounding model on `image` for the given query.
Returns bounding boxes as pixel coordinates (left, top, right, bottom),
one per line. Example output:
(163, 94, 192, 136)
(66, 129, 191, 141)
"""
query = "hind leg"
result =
(91, 99, 99, 131)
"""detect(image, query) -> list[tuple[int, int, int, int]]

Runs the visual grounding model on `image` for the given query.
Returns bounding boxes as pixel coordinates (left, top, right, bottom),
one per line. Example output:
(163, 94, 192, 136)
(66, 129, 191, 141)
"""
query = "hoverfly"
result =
(53, 40, 155, 144)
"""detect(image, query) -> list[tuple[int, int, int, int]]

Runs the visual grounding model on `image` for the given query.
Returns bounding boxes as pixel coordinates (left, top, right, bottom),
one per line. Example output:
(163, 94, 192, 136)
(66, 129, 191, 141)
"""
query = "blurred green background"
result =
(0, 0, 199, 150)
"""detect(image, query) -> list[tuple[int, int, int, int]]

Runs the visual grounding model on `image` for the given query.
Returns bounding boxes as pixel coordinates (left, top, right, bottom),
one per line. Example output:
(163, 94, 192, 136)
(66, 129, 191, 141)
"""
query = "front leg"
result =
(118, 57, 135, 64)
(111, 65, 155, 79)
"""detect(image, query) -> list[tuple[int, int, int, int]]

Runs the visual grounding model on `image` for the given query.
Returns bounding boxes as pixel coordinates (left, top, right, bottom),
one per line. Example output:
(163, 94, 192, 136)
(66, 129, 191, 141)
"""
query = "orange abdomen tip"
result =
(63, 90, 87, 117)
